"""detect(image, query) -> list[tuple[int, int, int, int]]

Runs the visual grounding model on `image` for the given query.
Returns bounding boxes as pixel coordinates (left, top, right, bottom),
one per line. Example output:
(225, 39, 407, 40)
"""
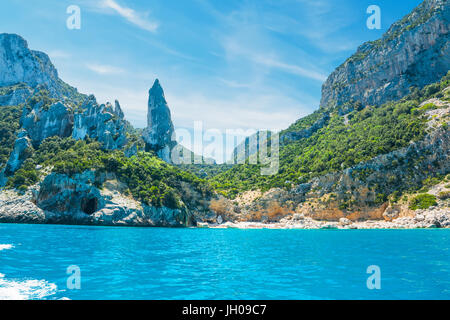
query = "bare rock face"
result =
(0, 33, 79, 105)
(142, 79, 176, 162)
(21, 101, 74, 147)
(320, 0, 449, 110)
(3, 130, 33, 176)
(0, 189, 45, 224)
(72, 95, 127, 150)
(35, 171, 104, 218)
(0, 33, 130, 177)
(114, 100, 124, 119)
(33, 170, 195, 227)
(0, 33, 86, 108)
(0, 84, 33, 106)
(0, 34, 58, 89)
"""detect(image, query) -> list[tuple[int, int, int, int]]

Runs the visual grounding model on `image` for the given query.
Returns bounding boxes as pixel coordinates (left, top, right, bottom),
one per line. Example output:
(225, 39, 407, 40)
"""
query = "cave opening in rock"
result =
(82, 197, 98, 215)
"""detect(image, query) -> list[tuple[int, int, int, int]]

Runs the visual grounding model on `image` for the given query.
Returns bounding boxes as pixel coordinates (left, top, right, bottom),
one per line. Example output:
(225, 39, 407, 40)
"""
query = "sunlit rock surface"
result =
(142, 79, 176, 163)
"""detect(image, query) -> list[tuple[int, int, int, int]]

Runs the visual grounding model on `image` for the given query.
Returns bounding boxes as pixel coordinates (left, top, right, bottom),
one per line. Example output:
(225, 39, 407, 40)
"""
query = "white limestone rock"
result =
(142, 79, 176, 163)
(320, 0, 449, 110)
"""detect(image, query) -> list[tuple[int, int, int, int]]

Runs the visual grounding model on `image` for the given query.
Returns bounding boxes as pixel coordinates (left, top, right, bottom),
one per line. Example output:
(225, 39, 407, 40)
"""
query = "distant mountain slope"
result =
(320, 0, 449, 111)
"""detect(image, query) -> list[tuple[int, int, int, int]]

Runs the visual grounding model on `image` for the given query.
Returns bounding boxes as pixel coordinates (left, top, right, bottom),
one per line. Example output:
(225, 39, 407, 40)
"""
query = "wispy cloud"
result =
(100, 0, 159, 33)
(222, 35, 327, 82)
(166, 91, 314, 132)
(86, 63, 125, 75)
(218, 78, 252, 89)
(47, 50, 71, 59)
(254, 56, 327, 82)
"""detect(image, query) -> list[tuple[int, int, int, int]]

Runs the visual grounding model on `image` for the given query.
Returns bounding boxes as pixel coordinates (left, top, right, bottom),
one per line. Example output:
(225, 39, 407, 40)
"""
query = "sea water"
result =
(0, 223, 449, 300)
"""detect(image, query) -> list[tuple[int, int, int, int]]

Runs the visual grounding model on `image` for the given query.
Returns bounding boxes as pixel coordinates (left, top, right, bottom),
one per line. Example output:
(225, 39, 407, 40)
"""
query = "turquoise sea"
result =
(0, 223, 449, 300)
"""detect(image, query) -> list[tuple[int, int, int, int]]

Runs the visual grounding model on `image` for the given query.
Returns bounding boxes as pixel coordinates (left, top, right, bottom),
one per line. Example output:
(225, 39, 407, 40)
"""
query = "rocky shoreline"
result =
(198, 208, 450, 230)
(1, 187, 448, 229)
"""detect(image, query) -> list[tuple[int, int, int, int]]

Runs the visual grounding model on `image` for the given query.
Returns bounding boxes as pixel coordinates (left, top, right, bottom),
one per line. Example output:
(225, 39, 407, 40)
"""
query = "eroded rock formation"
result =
(72, 95, 127, 150)
(320, 0, 449, 111)
(142, 79, 176, 162)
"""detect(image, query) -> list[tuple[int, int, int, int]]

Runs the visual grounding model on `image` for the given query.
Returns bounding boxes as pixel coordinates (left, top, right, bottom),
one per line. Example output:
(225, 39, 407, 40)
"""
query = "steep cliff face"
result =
(142, 79, 176, 162)
(22, 101, 74, 147)
(0, 171, 196, 227)
(0, 34, 58, 88)
(320, 0, 449, 110)
(3, 130, 32, 176)
(0, 33, 82, 105)
(72, 96, 127, 150)
(0, 84, 32, 106)
(0, 34, 131, 180)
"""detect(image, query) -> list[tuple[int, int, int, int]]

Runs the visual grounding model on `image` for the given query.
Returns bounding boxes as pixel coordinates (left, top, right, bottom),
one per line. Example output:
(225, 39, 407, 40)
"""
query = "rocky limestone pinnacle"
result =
(142, 79, 176, 163)
(114, 100, 124, 119)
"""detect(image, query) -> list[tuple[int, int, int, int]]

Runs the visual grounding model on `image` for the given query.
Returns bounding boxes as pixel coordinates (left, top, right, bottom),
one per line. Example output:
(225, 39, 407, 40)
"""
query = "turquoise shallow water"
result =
(0, 223, 449, 300)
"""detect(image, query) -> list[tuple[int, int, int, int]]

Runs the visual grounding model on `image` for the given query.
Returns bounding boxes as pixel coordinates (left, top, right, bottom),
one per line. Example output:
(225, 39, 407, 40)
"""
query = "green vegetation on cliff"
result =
(6, 136, 213, 210)
(409, 194, 438, 210)
(209, 72, 449, 198)
(0, 105, 22, 169)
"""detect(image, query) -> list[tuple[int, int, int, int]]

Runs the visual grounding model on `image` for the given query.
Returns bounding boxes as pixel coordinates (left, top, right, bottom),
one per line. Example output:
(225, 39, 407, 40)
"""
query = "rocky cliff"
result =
(72, 96, 127, 150)
(142, 79, 177, 162)
(1, 0, 449, 229)
(211, 98, 449, 227)
(0, 33, 131, 180)
(0, 33, 214, 227)
(202, 0, 450, 228)
(320, 0, 449, 111)
(0, 34, 83, 105)
(0, 171, 199, 227)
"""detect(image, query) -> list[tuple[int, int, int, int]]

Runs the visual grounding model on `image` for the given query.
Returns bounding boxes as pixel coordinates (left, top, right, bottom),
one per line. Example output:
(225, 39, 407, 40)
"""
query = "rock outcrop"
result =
(0, 34, 130, 180)
(0, 34, 58, 89)
(72, 95, 127, 150)
(239, 121, 449, 222)
(0, 83, 32, 106)
(0, 33, 82, 105)
(36, 171, 104, 216)
(142, 79, 176, 162)
(21, 101, 74, 147)
(28, 171, 195, 227)
(3, 130, 32, 176)
(0, 189, 45, 224)
(320, 0, 449, 110)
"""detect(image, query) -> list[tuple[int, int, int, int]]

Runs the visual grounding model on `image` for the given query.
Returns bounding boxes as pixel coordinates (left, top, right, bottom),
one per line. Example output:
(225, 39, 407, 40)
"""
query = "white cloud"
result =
(166, 92, 312, 132)
(253, 56, 327, 82)
(47, 50, 71, 59)
(221, 36, 327, 82)
(166, 92, 314, 163)
(100, 0, 158, 33)
(218, 78, 252, 89)
(86, 63, 125, 75)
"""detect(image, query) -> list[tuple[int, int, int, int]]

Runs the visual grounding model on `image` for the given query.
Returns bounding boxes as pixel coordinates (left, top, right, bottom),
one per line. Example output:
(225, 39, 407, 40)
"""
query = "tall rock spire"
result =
(142, 79, 176, 162)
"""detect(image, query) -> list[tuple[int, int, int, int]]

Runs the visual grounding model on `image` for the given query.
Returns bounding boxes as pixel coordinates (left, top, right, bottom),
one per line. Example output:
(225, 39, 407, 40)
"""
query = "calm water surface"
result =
(0, 223, 449, 300)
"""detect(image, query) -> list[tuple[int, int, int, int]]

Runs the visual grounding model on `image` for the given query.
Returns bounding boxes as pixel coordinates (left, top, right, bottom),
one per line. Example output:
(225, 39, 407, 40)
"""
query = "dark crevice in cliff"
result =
(81, 197, 98, 215)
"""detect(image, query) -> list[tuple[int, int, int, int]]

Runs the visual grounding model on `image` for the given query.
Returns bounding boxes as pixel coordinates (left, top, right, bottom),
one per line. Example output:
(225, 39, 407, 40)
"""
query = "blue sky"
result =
(0, 0, 422, 161)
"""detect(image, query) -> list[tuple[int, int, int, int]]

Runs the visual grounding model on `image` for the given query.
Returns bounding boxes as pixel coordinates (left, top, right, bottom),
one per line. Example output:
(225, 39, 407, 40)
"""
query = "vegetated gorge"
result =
(0, 0, 449, 229)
